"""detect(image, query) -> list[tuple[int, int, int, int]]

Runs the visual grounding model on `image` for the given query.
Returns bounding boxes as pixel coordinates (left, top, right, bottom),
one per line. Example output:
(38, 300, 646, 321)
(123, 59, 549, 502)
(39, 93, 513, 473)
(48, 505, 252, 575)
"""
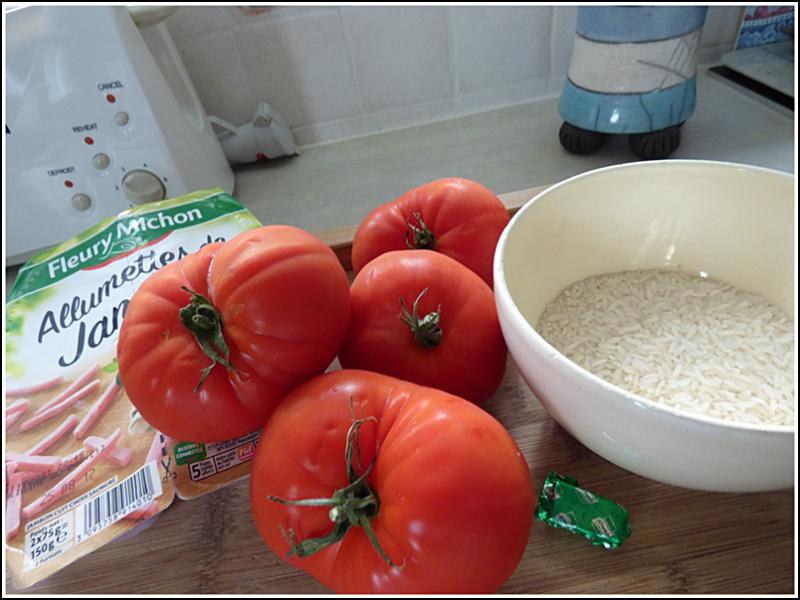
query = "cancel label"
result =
(97, 81, 123, 91)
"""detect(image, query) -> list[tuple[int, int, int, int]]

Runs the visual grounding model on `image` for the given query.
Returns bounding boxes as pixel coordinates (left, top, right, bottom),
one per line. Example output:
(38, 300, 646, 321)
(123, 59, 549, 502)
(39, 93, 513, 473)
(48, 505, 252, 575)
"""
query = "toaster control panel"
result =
(58, 88, 170, 208)
(23, 85, 174, 236)
(7, 5, 233, 264)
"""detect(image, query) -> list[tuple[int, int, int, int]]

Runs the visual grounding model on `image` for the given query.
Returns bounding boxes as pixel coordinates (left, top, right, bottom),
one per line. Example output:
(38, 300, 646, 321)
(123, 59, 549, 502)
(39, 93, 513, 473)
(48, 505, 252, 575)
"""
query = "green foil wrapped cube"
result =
(536, 471, 631, 549)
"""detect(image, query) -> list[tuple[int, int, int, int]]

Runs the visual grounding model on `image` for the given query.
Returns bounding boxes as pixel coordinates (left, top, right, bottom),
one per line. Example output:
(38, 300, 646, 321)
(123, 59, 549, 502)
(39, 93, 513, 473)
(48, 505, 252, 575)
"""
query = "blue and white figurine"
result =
(559, 6, 708, 159)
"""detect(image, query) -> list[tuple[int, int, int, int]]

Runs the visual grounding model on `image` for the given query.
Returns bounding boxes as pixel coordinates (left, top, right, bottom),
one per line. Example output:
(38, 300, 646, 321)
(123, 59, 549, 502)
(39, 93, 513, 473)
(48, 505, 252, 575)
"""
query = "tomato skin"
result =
(339, 250, 507, 404)
(250, 369, 534, 594)
(351, 178, 509, 287)
(117, 226, 350, 442)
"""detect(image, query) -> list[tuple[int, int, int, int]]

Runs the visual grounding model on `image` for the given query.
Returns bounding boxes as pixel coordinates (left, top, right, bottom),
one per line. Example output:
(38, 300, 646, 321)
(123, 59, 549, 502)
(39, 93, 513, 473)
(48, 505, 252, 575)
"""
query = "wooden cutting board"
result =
(6, 186, 794, 594)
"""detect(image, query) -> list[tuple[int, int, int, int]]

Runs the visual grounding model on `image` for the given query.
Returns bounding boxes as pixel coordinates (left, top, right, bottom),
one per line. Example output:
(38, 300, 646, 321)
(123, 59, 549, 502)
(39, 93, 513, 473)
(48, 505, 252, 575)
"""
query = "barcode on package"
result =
(75, 461, 162, 543)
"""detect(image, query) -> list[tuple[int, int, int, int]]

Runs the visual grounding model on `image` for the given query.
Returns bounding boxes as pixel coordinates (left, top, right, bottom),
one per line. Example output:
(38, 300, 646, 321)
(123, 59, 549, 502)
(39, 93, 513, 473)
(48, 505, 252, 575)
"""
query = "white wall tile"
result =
(701, 6, 744, 47)
(168, 6, 565, 146)
(293, 97, 456, 147)
(165, 6, 233, 39)
(175, 31, 256, 126)
(548, 74, 568, 97)
(456, 78, 550, 114)
(342, 7, 452, 113)
(452, 6, 552, 93)
(698, 6, 745, 65)
(550, 6, 577, 81)
(234, 12, 360, 128)
(227, 5, 337, 25)
(359, 98, 456, 138)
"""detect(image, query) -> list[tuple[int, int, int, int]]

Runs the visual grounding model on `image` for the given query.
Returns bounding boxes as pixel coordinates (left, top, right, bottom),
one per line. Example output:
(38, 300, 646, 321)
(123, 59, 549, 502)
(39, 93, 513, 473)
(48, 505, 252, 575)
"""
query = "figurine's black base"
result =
(628, 124, 682, 159)
(559, 121, 683, 159)
(558, 122, 607, 154)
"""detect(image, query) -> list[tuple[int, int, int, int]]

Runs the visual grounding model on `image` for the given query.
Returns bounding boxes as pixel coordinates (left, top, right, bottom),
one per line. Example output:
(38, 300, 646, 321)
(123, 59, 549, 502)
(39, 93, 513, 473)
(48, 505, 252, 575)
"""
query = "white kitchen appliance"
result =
(6, 5, 235, 265)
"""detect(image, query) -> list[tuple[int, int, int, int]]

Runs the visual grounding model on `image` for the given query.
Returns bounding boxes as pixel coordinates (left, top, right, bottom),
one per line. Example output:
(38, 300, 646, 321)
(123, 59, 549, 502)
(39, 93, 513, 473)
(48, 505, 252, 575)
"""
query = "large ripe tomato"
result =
(117, 226, 350, 442)
(250, 369, 534, 594)
(339, 250, 507, 404)
(351, 178, 509, 287)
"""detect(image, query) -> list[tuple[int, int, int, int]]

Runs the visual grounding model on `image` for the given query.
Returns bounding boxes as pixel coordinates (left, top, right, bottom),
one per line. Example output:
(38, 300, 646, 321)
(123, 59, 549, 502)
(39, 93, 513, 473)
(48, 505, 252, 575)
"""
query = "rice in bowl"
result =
(536, 269, 795, 426)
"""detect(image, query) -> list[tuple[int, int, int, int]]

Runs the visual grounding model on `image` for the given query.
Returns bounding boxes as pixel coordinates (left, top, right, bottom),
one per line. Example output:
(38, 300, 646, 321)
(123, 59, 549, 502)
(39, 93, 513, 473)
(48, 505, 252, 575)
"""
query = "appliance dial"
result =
(121, 169, 166, 204)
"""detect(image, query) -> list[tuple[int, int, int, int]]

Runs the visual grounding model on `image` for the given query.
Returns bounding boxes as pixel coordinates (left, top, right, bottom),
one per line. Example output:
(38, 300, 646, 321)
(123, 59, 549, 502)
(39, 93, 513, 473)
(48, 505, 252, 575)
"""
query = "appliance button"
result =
(114, 111, 129, 126)
(92, 153, 111, 170)
(71, 193, 92, 212)
(121, 169, 166, 204)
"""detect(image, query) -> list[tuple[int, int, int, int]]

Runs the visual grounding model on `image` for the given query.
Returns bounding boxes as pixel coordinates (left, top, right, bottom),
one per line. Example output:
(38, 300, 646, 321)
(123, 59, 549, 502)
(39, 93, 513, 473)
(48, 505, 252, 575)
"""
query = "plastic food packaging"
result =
(4, 189, 267, 588)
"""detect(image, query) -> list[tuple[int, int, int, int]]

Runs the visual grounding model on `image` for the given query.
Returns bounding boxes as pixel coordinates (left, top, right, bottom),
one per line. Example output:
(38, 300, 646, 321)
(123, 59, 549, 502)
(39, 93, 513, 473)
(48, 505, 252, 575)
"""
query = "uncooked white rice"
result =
(536, 269, 796, 426)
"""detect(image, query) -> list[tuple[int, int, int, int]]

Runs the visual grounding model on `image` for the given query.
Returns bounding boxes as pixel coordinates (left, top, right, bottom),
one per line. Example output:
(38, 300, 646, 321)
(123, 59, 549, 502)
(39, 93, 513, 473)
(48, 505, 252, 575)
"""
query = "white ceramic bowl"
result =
(494, 161, 795, 492)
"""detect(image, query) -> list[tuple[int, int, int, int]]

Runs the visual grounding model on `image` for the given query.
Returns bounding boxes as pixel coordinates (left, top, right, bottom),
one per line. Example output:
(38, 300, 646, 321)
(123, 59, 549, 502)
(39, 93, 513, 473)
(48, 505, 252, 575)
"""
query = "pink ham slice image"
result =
(22, 429, 122, 521)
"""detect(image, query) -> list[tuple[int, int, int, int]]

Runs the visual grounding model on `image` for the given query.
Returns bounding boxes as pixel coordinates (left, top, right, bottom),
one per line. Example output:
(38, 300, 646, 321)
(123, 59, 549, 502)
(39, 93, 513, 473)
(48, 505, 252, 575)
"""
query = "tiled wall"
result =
(166, 5, 744, 147)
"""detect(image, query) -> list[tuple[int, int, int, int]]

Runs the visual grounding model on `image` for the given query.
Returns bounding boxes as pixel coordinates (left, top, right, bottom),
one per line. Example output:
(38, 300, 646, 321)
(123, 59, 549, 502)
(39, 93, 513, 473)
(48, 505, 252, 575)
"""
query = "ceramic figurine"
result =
(559, 6, 708, 159)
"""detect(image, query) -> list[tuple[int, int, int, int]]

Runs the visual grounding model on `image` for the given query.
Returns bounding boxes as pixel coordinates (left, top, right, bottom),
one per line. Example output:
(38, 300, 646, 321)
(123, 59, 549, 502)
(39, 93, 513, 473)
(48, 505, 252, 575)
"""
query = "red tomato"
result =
(339, 250, 507, 404)
(351, 178, 510, 288)
(250, 369, 534, 594)
(117, 226, 350, 442)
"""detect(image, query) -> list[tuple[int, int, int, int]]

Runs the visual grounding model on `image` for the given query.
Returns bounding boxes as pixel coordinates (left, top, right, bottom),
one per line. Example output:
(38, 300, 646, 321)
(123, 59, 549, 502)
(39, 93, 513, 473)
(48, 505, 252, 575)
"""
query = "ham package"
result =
(5, 190, 265, 588)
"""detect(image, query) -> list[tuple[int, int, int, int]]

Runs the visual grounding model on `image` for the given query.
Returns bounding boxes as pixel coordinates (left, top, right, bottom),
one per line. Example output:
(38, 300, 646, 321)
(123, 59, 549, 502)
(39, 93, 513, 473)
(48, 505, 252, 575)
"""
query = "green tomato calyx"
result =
(268, 401, 402, 570)
(179, 286, 233, 390)
(399, 287, 443, 348)
(405, 211, 436, 250)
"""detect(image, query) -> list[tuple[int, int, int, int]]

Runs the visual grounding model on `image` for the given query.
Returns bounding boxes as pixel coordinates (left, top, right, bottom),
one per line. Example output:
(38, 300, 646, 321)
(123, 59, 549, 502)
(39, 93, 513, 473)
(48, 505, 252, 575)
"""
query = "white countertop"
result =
(231, 68, 795, 235)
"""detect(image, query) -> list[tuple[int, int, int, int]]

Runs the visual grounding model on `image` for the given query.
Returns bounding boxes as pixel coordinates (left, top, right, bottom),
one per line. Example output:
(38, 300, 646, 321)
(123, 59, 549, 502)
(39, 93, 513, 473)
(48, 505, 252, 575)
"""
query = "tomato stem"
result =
(178, 286, 234, 390)
(405, 211, 435, 250)
(267, 402, 401, 569)
(399, 288, 443, 348)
